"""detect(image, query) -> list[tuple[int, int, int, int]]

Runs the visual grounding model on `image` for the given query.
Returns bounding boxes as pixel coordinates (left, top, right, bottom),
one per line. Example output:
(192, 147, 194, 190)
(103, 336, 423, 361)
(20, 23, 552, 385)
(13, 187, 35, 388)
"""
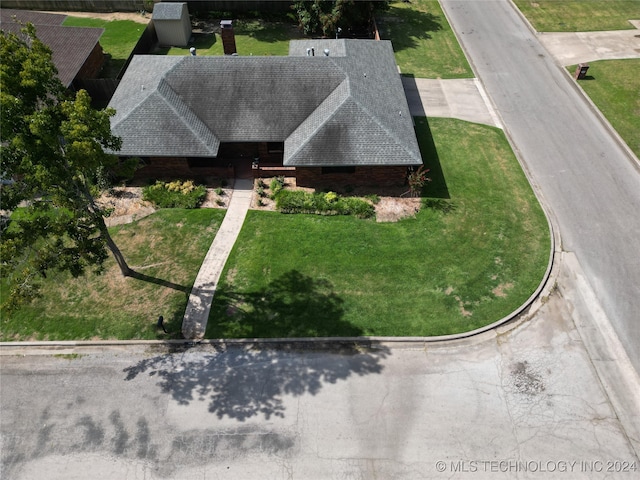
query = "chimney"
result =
(220, 20, 237, 55)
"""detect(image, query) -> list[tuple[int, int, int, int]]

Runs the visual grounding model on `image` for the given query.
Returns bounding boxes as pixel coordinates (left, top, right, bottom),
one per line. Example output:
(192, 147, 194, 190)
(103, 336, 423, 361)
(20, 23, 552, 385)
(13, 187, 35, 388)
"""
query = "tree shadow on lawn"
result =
(207, 270, 361, 338)
(123, 343, 390, 421)
(378, 6, 443, 52)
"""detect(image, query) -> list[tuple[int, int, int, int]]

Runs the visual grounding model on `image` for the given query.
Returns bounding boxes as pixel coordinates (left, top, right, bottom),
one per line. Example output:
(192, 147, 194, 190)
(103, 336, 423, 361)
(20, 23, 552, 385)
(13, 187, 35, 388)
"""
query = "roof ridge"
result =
(284, 79, 350, 164)
(155, 74, 219, 155)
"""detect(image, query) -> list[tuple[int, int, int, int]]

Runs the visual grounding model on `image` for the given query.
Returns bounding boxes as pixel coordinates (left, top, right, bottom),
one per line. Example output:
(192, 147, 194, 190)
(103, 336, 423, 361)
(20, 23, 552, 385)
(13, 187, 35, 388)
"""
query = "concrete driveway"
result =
(537, 20, 640, 66)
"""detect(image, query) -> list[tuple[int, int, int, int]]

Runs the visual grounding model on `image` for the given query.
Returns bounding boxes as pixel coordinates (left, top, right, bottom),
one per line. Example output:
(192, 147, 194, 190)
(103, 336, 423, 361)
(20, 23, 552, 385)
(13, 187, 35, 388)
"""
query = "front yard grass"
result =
(569, 59, 640, 158)
(1, 119, 550, 341)
(513, 0, 640, 31)
(206, 118, 550, 338)
(0, 209, 225, 341)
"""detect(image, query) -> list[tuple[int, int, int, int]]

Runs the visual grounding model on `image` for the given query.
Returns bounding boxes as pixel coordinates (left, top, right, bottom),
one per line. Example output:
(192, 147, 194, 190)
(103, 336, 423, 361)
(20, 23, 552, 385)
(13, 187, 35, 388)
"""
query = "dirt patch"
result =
(492, 282, 514, 298)
(97, 187, 155, 226)
(375, 196, 421, 223)
(44, 11, 151, 24)
(201, 187, 232, 209)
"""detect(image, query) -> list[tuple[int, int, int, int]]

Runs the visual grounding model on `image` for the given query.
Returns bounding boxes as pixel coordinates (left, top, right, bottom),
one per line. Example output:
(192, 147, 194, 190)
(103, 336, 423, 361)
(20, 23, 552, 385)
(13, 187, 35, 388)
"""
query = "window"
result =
(267, 142, 284, 153)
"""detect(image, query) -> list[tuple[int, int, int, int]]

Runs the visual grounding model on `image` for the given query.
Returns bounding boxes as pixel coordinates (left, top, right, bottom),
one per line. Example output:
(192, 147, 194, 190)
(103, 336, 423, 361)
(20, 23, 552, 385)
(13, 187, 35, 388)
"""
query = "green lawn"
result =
(570, 59, 640, 158)
(379, 0, 473, 78)
(206, 118, 550, 339)
(513, 0, 640, 31)
(1, 120, 550, 341)
(62, 16, 146, 77)
(0, 209, 225, 341)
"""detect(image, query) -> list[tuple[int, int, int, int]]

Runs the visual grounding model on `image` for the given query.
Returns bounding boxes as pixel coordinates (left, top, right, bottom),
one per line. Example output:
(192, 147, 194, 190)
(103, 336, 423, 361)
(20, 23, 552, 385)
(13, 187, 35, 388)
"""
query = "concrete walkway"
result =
(182, 178, 253, 339)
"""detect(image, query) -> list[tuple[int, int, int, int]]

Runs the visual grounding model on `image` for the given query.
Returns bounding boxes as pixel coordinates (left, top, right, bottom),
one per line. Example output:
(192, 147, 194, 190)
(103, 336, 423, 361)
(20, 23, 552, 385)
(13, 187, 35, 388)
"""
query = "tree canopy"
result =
(292, 0, 389, 37)
(1, 24, 136, 312)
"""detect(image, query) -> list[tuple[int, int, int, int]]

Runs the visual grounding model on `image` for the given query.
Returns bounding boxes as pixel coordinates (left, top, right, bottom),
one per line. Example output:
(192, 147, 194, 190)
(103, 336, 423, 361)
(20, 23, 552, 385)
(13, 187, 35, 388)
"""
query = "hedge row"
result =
(275, 190, 375, 219)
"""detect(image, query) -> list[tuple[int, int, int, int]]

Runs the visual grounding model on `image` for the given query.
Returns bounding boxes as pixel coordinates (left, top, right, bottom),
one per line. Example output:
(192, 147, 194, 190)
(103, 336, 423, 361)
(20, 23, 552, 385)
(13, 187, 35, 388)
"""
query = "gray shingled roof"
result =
(152, 2, 187, 21)
(1, 9, 103, 87)
(108, 39, 422, 167)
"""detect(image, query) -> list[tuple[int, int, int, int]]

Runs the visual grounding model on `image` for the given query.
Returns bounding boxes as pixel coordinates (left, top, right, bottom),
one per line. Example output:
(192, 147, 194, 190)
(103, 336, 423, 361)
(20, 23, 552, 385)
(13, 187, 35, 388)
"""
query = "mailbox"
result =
(574, 63, 589, 80)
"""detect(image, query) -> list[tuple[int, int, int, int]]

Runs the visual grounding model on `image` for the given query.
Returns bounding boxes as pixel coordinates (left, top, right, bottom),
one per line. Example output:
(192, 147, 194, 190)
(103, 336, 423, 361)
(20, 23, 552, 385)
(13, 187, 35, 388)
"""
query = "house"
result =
(0, 8, 105, 89)
(108, 39, 423, 188)
(152, 2, 191, 47)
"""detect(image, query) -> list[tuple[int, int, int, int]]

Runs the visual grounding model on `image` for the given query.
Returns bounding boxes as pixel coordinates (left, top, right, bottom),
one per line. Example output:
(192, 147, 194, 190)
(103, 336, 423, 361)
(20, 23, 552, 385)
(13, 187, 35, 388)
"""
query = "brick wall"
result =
(296, 166, 409, 189)
(76, 42, 105, 80)
(131, 157, 232, 182)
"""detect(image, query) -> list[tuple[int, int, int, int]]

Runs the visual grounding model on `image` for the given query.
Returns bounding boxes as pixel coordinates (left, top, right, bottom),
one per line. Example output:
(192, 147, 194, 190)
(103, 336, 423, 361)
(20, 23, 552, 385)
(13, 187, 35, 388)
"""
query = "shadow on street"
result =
(123, 342, 390, 421)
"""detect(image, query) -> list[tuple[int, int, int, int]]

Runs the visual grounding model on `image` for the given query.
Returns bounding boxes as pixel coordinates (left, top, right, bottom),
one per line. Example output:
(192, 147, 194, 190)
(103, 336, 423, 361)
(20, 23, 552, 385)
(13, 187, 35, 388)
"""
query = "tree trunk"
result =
(96, 217, 132, 277)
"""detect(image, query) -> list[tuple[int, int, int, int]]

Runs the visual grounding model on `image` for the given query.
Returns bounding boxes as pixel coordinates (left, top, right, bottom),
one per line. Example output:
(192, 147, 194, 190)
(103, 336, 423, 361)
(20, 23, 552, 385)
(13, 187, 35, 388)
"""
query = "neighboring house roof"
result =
(0, 8, 66, 26)
(108, 39, 422, 167)
(152, 2, 187, 21)
(0, 9, 103, 87)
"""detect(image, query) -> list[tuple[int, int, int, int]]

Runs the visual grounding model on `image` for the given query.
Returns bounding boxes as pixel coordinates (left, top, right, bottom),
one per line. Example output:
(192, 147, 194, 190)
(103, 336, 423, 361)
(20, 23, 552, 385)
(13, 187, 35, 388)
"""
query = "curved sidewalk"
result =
(182, 178, 253, 339)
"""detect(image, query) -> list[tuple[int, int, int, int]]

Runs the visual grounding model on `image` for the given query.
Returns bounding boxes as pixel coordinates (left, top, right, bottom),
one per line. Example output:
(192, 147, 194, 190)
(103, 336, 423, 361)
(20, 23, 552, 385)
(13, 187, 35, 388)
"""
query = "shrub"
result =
(365, 194, 380, 205)
(269, 176, 286, 199)
(142, 180, 207, 209)
(407, 165, 431, 197)
(275, 190, 374, 219)
(324, 191, 338, 204)
(214, 187, 224, 196)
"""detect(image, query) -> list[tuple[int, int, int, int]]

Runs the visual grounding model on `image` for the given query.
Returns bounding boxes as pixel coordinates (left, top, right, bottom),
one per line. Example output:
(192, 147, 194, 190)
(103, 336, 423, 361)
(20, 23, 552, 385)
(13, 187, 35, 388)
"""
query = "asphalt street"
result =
(440, 0, 640, 372)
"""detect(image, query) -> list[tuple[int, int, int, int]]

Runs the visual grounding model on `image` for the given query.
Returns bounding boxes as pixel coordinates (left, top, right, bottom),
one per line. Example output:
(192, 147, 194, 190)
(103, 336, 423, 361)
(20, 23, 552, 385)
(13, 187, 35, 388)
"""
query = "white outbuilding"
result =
(152, 2, 191, 47)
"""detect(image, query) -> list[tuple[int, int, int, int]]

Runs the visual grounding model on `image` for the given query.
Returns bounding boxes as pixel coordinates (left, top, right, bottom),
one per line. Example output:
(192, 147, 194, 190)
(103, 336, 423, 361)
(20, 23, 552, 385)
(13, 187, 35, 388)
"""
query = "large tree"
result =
(1, 24, 137, 312)
(292, 0, 389, 37)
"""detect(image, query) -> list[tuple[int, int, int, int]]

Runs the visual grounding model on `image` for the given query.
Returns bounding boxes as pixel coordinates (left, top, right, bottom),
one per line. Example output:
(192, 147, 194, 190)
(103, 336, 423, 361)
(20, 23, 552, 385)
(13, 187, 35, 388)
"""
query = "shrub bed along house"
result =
(142, 180, 207, 209)
(275, 190, 375, 219)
